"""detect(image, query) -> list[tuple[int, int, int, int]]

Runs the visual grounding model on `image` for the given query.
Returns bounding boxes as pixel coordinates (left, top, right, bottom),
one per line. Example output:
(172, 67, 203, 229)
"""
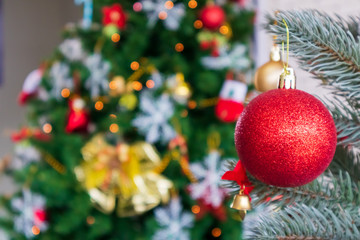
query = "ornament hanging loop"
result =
(278, 18, 296, 89)
(281, 19, 290, 74)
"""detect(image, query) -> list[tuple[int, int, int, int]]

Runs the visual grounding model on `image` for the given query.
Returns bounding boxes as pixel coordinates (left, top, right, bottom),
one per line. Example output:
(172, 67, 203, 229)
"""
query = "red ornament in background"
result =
(18, 68, 44, 105)
(34, 209, 47, 224)
(65, 97, 89, 133)
(11, 127, 51, 142)
(199, 5, 225, 30)
(215, 73, 247, 122)
(195, 198, 227, 222)
(200, 39, 220, 57)
(235, 88, 337, 187)
(102, 3, 127, 29)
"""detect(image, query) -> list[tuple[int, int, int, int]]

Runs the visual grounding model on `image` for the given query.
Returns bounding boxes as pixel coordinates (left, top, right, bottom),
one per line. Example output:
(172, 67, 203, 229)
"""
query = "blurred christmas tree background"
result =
(0, 0, 256, 239)
(2, 0, 360, 239)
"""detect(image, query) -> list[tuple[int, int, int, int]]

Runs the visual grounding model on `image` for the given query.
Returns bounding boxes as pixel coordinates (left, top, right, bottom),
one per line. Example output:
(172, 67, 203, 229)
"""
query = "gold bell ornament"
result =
(230, 188, 252, 221)
(222, 160, 254, 221)
(254, 45, 285, 92)
(230, 188, 252, 211)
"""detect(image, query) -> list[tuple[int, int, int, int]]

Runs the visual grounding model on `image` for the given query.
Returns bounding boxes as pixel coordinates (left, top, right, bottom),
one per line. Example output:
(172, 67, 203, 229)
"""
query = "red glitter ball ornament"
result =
(235, 89, 337, 187)
(199, 5, 225, 30)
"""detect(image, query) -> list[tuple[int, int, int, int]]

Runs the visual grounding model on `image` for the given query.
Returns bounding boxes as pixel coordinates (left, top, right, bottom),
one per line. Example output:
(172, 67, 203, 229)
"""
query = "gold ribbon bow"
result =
(75, 134, 173, 217)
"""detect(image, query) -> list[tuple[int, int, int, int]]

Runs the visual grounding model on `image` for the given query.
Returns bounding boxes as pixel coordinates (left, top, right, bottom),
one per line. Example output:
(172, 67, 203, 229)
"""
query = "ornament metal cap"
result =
(230, 189, 251, 211)
(278, 67, 296, 89)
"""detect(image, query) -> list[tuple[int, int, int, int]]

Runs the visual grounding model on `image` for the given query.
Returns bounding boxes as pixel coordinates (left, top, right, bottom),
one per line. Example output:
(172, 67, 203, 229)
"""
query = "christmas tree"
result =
(0, 0, 256, 239)
(222, 10, 360, 239)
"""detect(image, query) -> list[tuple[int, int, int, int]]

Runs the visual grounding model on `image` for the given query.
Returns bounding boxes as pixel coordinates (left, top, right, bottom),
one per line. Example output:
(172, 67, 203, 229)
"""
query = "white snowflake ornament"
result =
(153, 197, 194, 240)
(214, 0, 226, 5)
(149, 70, 164, 90)
(59, 38, 85, 61)
(132, 91, 176, 144)
(11, 189, 48, 238)
(234, 0, 257, 10)
(84, 53, 110, 98)
(141, 0, 185, 30)
(49, 62, 74, 100)
(188, 151, 231, 208)
(201, 44, 251, 71)
(12, 143, 41, 170)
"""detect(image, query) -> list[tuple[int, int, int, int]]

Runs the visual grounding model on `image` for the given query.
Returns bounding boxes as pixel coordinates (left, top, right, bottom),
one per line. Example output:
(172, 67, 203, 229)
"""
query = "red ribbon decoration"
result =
(221, 160, 254, 200)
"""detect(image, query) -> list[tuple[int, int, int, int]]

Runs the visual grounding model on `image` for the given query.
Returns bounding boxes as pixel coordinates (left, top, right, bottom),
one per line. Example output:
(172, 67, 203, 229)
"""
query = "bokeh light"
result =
(87, 216, 95, 225)
(95, 101, 104, 111)
(61, 88, 70, 98)
(211, 228, 221, 238)
(194, 20, 203, 29)
(132, 81, 143, 91)
(133, 2, 142, 12)
(181, 109, 188, 117)
(109, 123, 119, 133)
(111, 33, 121, 43)
(109, 80, 118, 90)
(32, 226, 40, 235)
(175, 43, 184, 52)
(130, 61, 140, 70)
(159, 11, 168, 20)
(146, 80, 155, 88)
(188, 0, 197, 8)
(188, 100, 197, 109)
(43, 123, 52, 134)
(191, 205, 200, 214)
(165, 1, 174, 9)
(219, 25, 229, 35)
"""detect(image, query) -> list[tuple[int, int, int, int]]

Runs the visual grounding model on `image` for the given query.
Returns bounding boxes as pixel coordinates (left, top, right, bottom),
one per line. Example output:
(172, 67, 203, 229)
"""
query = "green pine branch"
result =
(223, 157, 360, 239)
(323, 97, 360, 147)
(243, 204, 360, 240)
(221, 10, 360, 240)
(225, 159, 360, 212)
(330, 146, 360, 182)
(266, 11, 360, 102)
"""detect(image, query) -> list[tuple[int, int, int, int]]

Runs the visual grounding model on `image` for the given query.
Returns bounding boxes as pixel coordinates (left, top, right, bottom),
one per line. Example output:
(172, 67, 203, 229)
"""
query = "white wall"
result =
(0, 1, 80, 195)
(0, 0, 80, 157)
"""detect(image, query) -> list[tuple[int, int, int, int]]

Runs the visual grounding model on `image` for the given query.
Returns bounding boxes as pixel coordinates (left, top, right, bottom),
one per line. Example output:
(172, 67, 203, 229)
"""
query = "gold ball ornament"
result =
(167, 73, 192, 104)
(109, 76, 126, 96)
(254, 46, 285, 92)
(119, 93, 138, 110)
